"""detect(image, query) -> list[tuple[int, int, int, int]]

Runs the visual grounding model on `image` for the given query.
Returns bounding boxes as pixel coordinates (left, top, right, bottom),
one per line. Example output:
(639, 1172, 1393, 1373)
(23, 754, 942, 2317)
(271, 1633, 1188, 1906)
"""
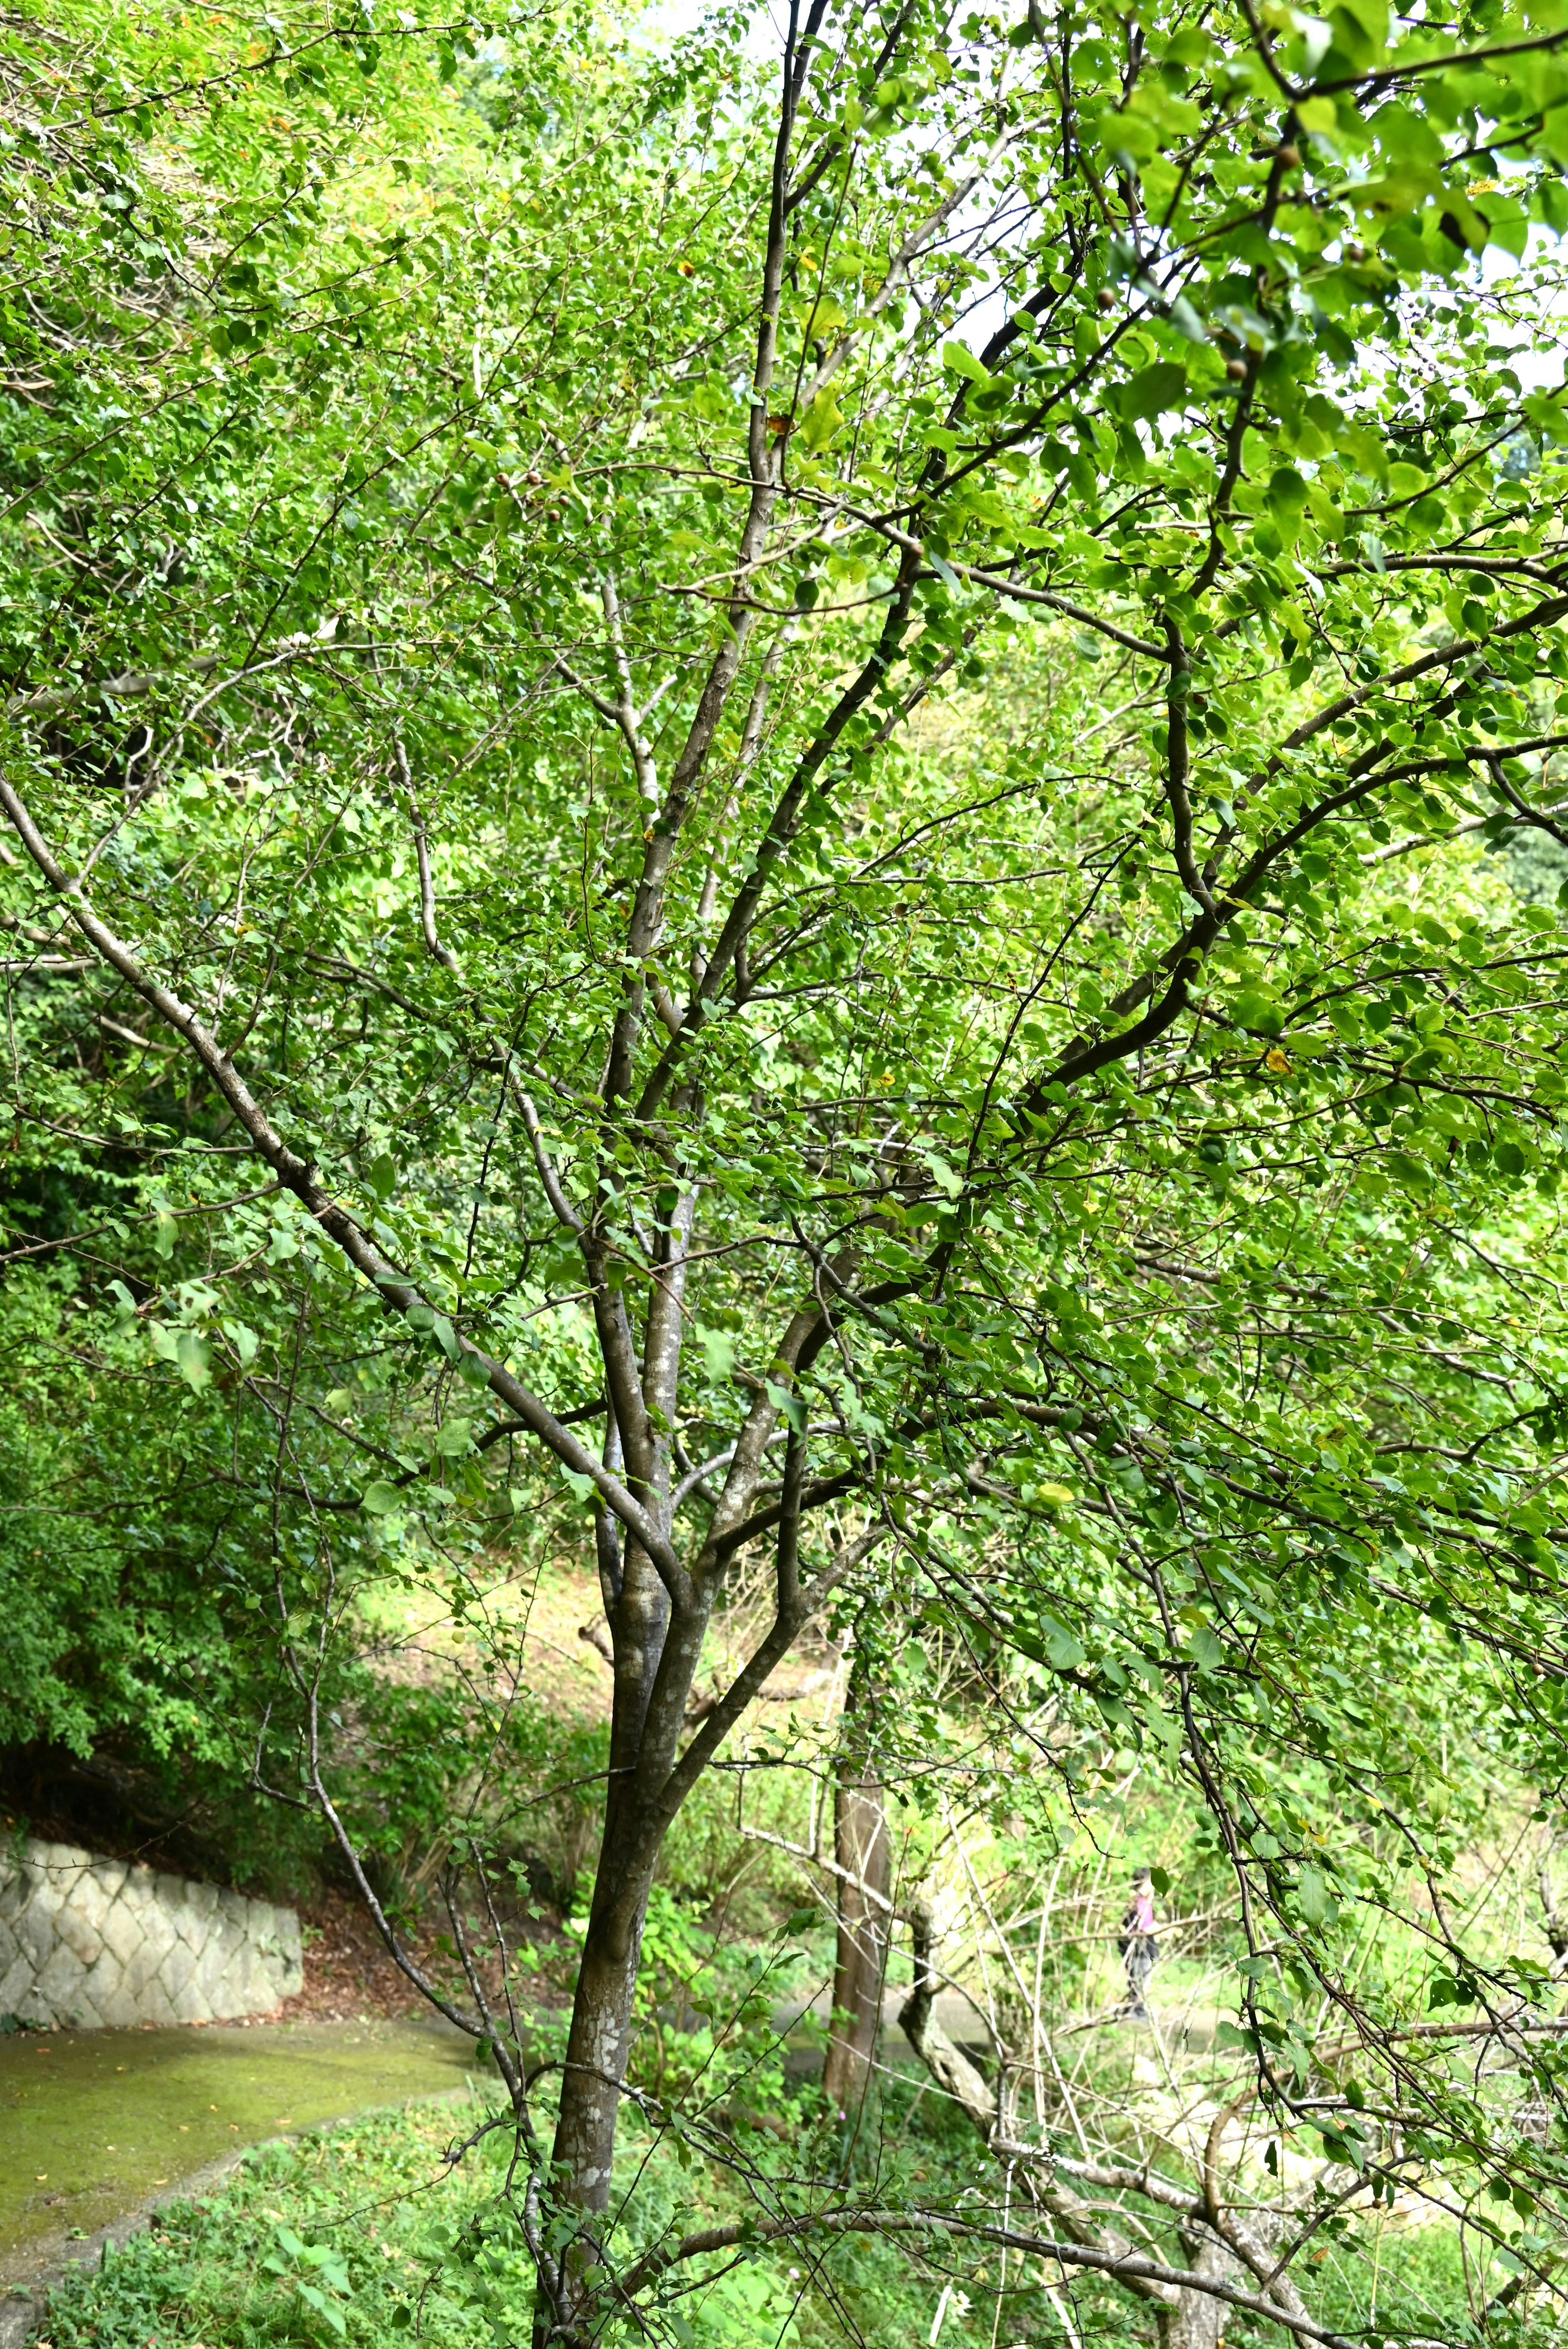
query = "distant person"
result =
(1119, 1867, 1159, 2018)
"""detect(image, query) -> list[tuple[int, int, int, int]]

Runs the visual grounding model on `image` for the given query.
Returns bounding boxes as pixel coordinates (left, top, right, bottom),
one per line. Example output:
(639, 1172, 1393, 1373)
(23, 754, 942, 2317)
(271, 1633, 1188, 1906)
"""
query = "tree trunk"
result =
(1157, 2231, 1233, 2349)
(538, 1524, 675, 2344)
(822, 1650, 889, 2109)
(897, 1905, 997, 2133)
(550, 1852, 655, 2215)
(535, 1828, 659, 2347)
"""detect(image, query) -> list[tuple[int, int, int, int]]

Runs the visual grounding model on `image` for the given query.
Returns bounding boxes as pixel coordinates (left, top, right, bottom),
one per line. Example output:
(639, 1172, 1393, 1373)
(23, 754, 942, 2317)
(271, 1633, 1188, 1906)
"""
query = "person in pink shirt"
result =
(1119, 1868, 1159, 2018)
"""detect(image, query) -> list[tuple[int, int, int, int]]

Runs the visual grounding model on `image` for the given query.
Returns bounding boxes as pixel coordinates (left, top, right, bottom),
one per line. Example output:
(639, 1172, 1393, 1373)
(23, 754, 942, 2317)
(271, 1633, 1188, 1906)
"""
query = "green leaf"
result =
(149, 1325, 211, 1393)
(1044, 1619, 1086, 1669)
(1387, 1149, 1433, 1193)
(1267, 465, 1309, 514)
(1523, 391, 1568, 448)
(361, 1481, 402, 1515)
(1335, 423, 1390, 488)
(1167, 294, 1207, 343)
(923, 1150, 964, 1197)
(942, 341, 992, 385)
(221, 1317, 259, 1368)
(1298, 1864, 1332, 1925)
(1103, 109, 1159, 164)
(1120, 362, 1187, 419)
(297, 2282, 347, 2336)
(1334, 0, 1388, 51)
(764, 1378, 807, 1432)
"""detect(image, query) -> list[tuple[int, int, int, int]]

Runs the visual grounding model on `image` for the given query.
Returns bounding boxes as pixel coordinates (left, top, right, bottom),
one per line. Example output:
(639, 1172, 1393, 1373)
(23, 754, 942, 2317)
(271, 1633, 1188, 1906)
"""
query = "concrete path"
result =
(0, 2016, 474, 2297)
(782, 1984, 993, 2043)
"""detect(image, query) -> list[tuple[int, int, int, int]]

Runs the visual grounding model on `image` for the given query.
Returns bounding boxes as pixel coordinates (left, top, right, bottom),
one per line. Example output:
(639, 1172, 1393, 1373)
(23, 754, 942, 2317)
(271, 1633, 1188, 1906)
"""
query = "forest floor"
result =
(284, 1886, 432, 2022)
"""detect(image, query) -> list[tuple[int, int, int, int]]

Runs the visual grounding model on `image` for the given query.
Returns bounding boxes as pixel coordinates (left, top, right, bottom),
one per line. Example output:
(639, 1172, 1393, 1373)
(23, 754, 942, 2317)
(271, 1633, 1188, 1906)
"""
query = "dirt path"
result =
(0, 2017, 476, 2296)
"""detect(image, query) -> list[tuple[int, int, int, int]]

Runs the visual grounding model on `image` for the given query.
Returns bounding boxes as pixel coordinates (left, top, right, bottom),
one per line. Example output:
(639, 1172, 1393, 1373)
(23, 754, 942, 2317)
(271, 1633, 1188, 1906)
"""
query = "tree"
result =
(821, 1644, 891, 2113)
(9, 0, 1568, 2338)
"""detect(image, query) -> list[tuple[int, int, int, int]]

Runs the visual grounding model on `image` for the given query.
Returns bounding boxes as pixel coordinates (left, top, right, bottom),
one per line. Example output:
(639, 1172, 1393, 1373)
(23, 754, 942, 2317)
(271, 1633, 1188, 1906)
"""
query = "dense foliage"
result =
(11, 0, 1568, 2338)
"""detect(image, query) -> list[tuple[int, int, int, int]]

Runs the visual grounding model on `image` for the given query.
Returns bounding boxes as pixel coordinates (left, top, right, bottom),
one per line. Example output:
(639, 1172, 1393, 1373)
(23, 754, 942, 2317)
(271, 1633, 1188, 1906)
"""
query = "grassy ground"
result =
(27, 2083, 1497, 2349)
(31, 2092, 829, 2349)
(33, 2097, 502, 2349)
(0, 2020, 476, 2287)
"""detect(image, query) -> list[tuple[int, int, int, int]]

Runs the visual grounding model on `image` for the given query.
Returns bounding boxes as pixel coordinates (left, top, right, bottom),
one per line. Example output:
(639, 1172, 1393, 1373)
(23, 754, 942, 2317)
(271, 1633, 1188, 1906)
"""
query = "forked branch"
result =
(0, 767, 694, 1609)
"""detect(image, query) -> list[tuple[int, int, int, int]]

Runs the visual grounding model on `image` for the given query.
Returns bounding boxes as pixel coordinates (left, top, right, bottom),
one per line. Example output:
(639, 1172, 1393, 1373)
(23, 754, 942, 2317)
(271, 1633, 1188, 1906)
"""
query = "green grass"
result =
(31, 2080, 1505, 2349)
(0, 2019, 476, 2283)
(37, 2097, 496, 2347)
(33, 2094, 825, 2349)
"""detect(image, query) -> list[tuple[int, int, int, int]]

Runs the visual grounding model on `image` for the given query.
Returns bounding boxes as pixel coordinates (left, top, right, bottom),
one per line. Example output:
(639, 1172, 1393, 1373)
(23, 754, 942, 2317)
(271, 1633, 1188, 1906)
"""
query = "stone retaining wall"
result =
(0, 1837, 302, 2028)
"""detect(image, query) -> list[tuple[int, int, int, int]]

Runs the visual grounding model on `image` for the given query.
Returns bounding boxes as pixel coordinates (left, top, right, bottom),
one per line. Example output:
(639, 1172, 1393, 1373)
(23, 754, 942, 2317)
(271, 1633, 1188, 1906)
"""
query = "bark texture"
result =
(1160, 2231, 1232, 2349)
(822, 1652, 889, 2108)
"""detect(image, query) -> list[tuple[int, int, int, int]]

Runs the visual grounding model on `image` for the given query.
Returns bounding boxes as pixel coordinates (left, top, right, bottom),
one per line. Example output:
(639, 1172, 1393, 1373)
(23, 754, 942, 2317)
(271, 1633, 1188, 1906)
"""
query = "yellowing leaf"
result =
(798, 390, 843, 451)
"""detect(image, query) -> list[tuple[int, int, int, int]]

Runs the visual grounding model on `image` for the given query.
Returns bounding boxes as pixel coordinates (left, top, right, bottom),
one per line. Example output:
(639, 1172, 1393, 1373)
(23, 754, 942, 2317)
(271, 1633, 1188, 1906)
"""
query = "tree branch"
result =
(0, 765, 693, 1608)
(618, 2209, 1364, 2347)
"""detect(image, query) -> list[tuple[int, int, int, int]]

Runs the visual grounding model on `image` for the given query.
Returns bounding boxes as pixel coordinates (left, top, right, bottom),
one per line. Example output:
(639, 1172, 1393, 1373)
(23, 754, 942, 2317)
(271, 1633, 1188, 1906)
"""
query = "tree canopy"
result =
(9, 0, 1568, 2338)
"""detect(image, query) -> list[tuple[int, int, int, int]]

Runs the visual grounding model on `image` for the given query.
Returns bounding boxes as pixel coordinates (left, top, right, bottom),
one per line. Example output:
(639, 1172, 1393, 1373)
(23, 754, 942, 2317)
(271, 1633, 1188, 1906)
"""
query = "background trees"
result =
(9, 0, 1568, 2338)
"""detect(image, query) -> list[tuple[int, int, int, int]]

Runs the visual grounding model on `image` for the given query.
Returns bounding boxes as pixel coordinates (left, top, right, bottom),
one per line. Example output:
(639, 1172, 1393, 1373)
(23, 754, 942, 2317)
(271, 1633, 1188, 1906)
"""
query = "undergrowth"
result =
(32, 2085, 1493, 2349)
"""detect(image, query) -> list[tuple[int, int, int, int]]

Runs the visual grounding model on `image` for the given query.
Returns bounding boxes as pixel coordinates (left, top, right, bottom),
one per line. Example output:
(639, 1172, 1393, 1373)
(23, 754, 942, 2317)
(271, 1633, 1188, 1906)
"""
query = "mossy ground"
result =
(0, 2019, 476, 2284)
